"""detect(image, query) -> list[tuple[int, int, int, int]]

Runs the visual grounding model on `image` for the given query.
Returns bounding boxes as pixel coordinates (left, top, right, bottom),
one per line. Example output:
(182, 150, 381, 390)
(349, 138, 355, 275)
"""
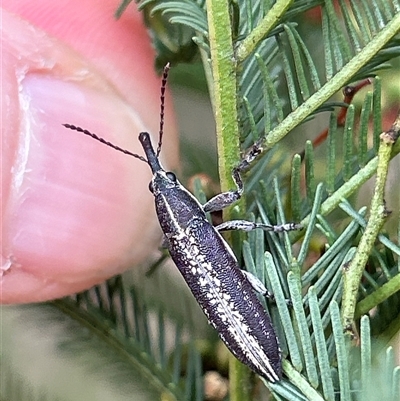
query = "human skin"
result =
(1, 0, 179, 303)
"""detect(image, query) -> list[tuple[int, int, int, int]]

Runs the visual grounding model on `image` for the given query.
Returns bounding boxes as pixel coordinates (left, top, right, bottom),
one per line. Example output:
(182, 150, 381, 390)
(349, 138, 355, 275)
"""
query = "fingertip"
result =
(1, 5, 178, 303)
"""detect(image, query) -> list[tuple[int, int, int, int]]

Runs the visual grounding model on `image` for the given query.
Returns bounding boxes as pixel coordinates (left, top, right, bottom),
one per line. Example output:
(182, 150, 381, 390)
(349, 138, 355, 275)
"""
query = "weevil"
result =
(64, 64, 300, 382)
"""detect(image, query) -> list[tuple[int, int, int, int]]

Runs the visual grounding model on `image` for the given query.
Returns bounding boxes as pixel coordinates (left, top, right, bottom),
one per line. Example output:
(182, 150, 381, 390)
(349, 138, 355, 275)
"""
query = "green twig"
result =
(205, 0, 245, 396)
(355, 273, 400, 319)
(342, 112, 400, 336)
(229, 359, 252, 401)
(262, 12, 400, 151)
(206, 0, 239, 194)
(298, 143, 400, 232)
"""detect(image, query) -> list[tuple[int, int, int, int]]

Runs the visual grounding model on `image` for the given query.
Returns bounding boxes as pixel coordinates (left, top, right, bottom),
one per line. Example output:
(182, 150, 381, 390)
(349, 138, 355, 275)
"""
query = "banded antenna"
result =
(63, 63, 171, 164)
(157, 62, 170, 157)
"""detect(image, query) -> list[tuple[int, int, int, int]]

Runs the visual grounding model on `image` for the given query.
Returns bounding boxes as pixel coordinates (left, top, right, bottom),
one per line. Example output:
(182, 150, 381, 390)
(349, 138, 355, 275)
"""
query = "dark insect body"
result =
(64, 63, 300, 382)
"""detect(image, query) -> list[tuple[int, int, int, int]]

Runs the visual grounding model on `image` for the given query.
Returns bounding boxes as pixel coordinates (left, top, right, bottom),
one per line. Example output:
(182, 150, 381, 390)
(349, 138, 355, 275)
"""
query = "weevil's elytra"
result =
(64, 63, 301, 382)
(140, 133, 281, 381)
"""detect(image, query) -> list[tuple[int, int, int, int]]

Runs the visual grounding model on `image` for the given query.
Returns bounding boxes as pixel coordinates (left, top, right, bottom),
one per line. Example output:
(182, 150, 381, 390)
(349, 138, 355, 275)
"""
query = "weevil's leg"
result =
(242, 270, 273, 298)
(203, 142, 264, 213)
(203, 167, 243, 212)
(242, 270, 292, 306)
(216, 220, 302, 233)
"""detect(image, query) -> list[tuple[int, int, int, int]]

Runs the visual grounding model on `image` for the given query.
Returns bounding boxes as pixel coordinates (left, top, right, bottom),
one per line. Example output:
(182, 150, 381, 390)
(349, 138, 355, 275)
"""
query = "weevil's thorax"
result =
(151, 170, 206, 235)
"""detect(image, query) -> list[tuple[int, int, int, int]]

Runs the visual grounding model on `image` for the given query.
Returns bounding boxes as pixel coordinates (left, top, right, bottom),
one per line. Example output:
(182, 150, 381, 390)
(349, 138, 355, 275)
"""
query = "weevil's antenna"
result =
(63, 124, 148, 163)
(157, 62, 170, 157)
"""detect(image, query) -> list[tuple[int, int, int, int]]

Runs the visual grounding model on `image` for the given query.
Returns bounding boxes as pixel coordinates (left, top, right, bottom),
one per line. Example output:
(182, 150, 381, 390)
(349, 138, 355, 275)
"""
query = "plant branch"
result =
(342, 112, 400, 337)
(206, 0, 239, 194)
(297, 142, 400, 236)
(355, 273, 400, 319)
(205, 0, 248, 395)
(261, 12, 400, 151)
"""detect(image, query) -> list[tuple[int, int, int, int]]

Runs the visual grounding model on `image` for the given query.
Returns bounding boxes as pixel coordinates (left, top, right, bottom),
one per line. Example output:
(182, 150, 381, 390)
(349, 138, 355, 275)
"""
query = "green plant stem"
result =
(229, 358, 252, 401)
(205, 0, 246, 397)
(262, 12, 400, 151)
(236, 0, 293, 63)
(206, 0, 239, 195)
(342, 113, 400, 335)
(355, 273, 400, 319)
(297, 141, 400, 233)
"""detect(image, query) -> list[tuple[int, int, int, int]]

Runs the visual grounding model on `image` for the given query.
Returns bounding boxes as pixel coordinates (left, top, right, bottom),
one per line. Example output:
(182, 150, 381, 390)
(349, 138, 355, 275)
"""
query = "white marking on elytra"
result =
(159, 204, 280, 381)
(169, 225, 279, 380)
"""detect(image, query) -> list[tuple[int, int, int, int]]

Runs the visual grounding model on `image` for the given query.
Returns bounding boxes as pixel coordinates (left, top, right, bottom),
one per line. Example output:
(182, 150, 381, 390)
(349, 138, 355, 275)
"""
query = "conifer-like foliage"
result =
(2, 1, 400, 401)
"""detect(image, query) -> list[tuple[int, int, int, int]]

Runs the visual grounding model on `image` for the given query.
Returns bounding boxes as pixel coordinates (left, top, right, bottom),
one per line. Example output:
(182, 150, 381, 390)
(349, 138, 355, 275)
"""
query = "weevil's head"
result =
(138, 132, 181, 195)
(138, 131, 205, 231)
(149, 170, 180, 195)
